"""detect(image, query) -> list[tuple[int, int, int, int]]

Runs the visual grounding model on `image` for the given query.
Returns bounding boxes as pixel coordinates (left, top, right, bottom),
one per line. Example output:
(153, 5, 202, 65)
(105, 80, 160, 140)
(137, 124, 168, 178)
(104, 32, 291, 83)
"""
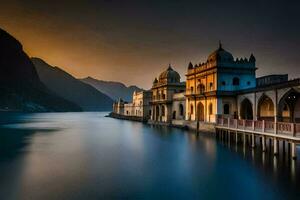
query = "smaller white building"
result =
(115, 90, 152, 120)
(132, 91, 152, 118)
(112, 98, 125, 115)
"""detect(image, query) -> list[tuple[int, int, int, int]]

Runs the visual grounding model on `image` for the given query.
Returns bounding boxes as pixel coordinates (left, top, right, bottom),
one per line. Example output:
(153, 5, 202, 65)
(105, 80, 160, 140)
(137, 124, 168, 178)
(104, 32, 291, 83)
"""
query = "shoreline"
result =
(108, 112, 215, 133)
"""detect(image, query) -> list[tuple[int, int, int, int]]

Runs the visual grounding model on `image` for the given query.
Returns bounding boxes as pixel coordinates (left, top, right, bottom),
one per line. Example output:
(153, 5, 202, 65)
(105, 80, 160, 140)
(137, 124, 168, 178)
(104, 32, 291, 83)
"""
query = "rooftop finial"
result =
(219, 40, 223, 49)
(168, 63, 172, 70)
(188, 62, 193, 69)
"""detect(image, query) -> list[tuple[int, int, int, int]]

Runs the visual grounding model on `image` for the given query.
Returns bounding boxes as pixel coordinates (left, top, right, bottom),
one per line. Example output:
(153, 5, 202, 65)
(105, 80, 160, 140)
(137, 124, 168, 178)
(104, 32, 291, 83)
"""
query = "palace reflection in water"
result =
(0, 112, 299, 199)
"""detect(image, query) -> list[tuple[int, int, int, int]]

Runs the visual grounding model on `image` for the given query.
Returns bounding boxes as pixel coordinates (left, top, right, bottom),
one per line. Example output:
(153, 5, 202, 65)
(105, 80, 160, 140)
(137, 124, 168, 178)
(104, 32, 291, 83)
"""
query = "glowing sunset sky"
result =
(1, 0, 300, 88)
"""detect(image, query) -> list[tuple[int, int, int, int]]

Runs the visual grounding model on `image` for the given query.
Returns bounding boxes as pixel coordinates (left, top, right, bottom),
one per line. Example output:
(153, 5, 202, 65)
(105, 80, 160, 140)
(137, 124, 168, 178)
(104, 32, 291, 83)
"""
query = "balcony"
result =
(185, 88, 205, 96)
(216, 117, 300, 138)
(151, 95, 172, 104)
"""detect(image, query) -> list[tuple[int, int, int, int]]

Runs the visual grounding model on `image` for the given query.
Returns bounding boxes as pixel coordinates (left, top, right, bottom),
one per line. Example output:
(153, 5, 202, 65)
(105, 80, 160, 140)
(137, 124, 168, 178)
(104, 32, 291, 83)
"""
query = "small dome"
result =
(153, 78, 158, 83)
(207, 42, 233, 62)
(158, 64, 180, 83)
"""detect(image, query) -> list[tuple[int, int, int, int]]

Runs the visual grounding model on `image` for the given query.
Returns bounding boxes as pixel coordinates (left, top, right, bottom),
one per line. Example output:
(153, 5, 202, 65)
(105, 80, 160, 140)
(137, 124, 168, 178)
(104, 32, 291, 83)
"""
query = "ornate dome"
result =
(158, 65, 180, 83)
(207, 42, 234, 62)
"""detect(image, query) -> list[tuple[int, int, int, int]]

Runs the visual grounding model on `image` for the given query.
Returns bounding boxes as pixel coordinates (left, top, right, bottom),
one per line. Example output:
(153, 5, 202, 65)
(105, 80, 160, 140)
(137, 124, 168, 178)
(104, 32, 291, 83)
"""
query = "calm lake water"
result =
(0, 112, 299, 200)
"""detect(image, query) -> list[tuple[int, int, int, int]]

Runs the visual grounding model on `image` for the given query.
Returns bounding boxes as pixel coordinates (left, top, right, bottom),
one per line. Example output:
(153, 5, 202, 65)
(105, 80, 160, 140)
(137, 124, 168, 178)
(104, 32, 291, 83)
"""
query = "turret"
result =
(188, 62, 193, 69)
(249, 54, 256, 62)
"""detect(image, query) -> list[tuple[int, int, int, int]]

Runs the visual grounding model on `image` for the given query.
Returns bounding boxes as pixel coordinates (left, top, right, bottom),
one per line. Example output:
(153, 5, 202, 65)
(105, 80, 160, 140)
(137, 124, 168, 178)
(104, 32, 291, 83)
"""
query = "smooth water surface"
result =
(0, 112, 299, 199)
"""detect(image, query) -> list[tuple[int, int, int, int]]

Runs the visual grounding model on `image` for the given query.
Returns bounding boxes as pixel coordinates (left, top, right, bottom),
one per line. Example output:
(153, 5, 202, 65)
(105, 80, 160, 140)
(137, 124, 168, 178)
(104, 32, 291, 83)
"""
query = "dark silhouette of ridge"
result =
(81, 76, 144, 102)
(0, 28, 81, 112)
(32, 58, 113, 111)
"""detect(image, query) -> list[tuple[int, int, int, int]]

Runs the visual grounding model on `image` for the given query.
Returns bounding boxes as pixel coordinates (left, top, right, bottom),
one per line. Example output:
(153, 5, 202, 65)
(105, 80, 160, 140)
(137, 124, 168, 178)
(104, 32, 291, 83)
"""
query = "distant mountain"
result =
(81, 77, 144, 102)
(0, 28, 81, 112)
(32, 58, 113, 111)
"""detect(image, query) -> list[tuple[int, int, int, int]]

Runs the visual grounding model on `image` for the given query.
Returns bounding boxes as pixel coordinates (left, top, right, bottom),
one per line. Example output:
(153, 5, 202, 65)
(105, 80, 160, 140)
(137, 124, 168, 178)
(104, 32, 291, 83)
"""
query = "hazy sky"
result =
(1, 0, 300, 89)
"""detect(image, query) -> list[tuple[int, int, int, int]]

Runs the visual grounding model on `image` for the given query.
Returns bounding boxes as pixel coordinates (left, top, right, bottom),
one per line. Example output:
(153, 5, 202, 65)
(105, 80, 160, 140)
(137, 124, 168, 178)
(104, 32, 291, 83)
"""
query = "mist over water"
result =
(0, 112, 299, 199)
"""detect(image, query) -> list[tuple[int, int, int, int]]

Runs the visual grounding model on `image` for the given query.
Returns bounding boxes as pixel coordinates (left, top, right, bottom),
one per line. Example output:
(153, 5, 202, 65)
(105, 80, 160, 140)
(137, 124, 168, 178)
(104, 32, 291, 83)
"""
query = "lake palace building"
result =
(113, 43, 300, 131)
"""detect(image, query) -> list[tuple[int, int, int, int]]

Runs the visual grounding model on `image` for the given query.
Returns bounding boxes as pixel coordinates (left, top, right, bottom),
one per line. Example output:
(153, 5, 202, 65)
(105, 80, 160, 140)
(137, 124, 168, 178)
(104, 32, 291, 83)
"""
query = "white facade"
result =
(172, 92, 186, 120)
(117, 90, 152, 120)
(150, 65, 186, 123)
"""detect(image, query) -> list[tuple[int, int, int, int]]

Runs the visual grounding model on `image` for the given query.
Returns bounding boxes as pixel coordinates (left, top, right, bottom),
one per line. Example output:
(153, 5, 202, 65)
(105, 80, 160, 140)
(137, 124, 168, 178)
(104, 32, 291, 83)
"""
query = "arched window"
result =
(258, 95, 274, 120)
(233, 77, 240, 86)
(197, 102, 205, 121)
(209, 103, 213, 115)
(223, 104, 230, 114)
(191, 104, 194, 115)
(197, 84, 205, 94)
(155, 106, 159, 119)
(283, 104, 289, 111)
(162, 106, 165, 116)
(179, 104, 184, 116)
(240, 98, 253, 120)
(209, 82, 213, 90)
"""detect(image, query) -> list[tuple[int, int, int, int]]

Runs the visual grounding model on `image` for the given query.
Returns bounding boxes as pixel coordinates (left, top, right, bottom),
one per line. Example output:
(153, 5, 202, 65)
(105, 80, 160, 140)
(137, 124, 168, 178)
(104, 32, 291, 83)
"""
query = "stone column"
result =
(165, 104, 169, 123)
(185, 98, 189, 120)
(274, 89, 278, 134)
(194, 97, 197, 121)
(158, 105, 161, 122)
(152, 106, 154, 120)
(254, 92, 257, 120)
(204, 97, 207, 123)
